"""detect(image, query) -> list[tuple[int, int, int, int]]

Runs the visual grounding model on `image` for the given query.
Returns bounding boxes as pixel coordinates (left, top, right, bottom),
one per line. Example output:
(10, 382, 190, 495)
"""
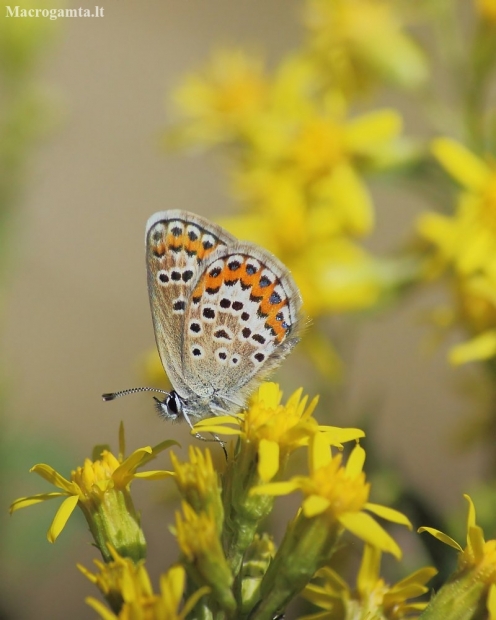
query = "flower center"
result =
(312, 456, 370, 516)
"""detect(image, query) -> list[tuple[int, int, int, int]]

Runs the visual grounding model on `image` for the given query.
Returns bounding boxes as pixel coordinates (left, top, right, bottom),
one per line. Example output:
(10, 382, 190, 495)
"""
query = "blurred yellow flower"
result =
(475, 0, 496, 22)
(303, 0, 428, 94)
(83, 555, 209, 620)
(170, 48, 268, 146)
(418, 138, 496, 364)
(168, 47, 408, 327)
(301, 544, 436, 619)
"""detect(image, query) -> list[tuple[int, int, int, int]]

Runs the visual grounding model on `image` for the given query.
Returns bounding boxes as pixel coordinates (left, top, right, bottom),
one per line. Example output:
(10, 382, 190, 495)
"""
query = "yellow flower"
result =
(170, 48, 268, 146)
(168, 47, 409, 325)
(303, 0, 428, 94)
(219, 95, 404, 319)
(196, 383, 363, 579)
(81, 550, 209, 620)
(244, 436, 410, 618)
(174, 501, 236, 614)
(195, 382, 364, 483)
(169, 446, 224, 535)
(233, 94, 401, 235)
(418, 138, 496, 364)
(419, 495, 496, 619)
(253, 433, 411, 558)
(475, 0, 496, 22)
(301, 544, 437, 619)
(10, 423, 176, 562)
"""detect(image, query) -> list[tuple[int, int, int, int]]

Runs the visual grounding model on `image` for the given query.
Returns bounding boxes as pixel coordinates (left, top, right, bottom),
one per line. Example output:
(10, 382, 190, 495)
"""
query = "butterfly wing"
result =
(181, 242, 303, 413)
(146, 210, 236, 398)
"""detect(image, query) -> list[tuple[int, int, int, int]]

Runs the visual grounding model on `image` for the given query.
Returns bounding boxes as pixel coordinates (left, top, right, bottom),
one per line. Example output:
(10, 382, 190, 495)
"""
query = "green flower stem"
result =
(250, 512, 342, 620)
(222, 442, 275, 575)
(419, 569, 487, 620)
(237, 535, 274, 615)
(79, 488, 146, 564)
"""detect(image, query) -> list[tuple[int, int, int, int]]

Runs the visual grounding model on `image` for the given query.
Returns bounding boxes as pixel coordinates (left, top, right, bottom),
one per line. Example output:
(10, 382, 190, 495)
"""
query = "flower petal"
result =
(85, 597, 117, 620)
(464, 494, 477, 529)
(339, 511, 402, 558)
(258, 439, 279, 482)
(30, 464, 75, 493)
(250, 480, 301, 497)
(112, 447, 153, 486)
(417, 526, 463, 551)
(309, 432, 332, 472)
(181, 586, 211, 618)
(432, 138, 490, 191)
(301, 583, 337, 609)
(191, 424, 242, 436)
(365, 502, 412, 528)
(133, 470, 175, 480)
(467, 525, 485, 562)
(357, 544, 381, 596)
(449, 331, 496, 365)
(319, 427, 365, 444)
(487, 583, 496, 620)
(139, 440, 180, 466)
(47, 494, 79, 543)
(256, 381, 283, 406)
(161, 564, 185, 609)
(193, 413, 242, 426)
(302, 495, 331, 517)
(393, 566, 438, 590)
(345, 444, 365, 476)
(10, 492, 68, 513)
(345, 109, 402, 150)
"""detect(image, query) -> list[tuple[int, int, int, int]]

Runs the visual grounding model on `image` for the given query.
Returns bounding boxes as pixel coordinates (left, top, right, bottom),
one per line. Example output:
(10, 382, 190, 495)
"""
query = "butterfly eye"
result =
(166, 392, 182, 417)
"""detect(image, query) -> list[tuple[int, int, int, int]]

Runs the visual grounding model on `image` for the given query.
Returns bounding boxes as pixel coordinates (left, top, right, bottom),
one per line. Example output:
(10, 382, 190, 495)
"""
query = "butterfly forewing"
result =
(145, 210, 236, 396)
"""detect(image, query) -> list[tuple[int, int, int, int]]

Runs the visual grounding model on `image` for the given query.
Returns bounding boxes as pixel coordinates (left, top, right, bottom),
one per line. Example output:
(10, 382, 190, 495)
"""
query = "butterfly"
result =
(103, 210, 303, 433)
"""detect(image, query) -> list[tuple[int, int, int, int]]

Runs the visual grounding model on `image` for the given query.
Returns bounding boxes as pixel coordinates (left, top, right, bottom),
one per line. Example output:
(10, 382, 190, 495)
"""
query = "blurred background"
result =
(1, 0, 495, 617)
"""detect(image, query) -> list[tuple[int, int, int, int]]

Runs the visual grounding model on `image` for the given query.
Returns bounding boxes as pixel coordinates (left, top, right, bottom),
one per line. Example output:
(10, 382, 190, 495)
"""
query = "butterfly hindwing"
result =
(181, 242, 303, 409)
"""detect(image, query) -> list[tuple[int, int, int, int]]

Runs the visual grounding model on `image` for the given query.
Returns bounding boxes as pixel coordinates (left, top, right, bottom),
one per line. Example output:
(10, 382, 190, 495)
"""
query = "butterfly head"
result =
(153, 391, 184, 422)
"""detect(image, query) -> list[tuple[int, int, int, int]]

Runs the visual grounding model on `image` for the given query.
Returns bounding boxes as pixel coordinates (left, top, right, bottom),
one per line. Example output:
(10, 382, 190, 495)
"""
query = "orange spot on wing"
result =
(166, 231, 184, 251)
(184, 235, 202, 256)
(204, 272, 223, 290)
(153, 240, 166, 257)
(265, 302, 289, 343)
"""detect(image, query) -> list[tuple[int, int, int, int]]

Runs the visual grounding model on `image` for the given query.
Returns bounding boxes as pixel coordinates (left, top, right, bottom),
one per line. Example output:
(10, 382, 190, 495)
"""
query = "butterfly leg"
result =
(182, 410, 227, 457)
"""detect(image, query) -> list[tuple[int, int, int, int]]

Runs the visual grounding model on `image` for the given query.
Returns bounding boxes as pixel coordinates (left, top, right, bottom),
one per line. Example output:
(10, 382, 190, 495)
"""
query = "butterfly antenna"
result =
(102, 387, 169, 401)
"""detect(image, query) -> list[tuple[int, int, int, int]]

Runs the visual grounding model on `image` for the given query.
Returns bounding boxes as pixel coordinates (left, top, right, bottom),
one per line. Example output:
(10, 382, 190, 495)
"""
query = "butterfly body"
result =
(145, 210, 303, 425)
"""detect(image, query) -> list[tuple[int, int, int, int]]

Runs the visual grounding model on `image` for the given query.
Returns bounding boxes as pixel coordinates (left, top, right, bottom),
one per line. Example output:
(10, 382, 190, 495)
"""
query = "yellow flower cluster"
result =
(418, 138, 496, 365)
(10, 423, 176, 562)
(302, 544, 437, 620)
(168, 42, 417, 324)
(11, 385, 428, 619)
(81, 552, 209, 620)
